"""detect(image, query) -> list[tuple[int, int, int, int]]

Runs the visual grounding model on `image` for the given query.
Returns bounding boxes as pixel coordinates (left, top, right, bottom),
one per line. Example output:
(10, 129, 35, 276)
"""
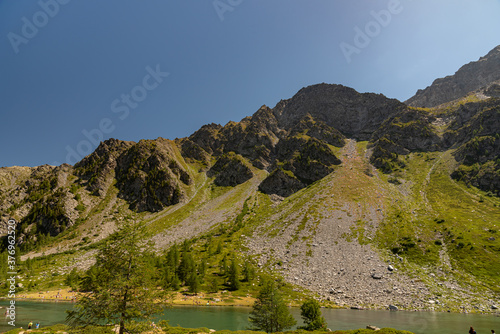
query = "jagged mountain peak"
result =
(406, 44, 500, 108)
(3, 47, 500, 315)
(479, 44, 500, 61)
(274, 83, 406, 140)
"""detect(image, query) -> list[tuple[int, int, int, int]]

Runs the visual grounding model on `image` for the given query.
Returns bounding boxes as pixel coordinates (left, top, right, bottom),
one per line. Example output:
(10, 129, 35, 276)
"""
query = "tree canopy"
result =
(66, 222, 167, 334)
(299, 299, 327, 330)
(249, 279, 296, 333)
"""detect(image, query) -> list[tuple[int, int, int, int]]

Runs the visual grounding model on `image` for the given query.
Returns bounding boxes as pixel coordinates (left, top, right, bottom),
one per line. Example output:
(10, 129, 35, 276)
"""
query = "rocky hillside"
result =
(406, 45, 500, 108)
(1, 46, 500, 313)
(446, 99, 500, 194)
(274, 84, 406, 140)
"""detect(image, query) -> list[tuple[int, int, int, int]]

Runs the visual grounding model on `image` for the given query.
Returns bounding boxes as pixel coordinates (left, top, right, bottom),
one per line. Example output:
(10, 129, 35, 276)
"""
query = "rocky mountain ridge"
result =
(1, 46, 500, 312)
(406, 45, 500, 108)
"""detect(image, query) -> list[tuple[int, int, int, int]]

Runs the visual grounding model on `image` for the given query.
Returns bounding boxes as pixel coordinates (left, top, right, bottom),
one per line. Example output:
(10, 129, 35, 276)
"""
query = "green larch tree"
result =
(66, 222, 167, 334)
(299, 299, 327, 330)
(249, 280, 296, 333)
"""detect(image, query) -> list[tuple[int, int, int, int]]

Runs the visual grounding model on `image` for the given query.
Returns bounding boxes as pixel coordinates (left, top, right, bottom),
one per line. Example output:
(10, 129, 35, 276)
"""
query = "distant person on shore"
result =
(469, 327, 477, 334)
(36, 322, 40, 329)
(491, 330, 495, 334)
(28, 321, 33, 329)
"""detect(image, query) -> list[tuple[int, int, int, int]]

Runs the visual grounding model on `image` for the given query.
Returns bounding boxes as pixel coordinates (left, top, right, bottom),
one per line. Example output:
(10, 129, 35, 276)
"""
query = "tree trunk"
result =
(119, 256, 133, 334)
(119, 317, 125, 334)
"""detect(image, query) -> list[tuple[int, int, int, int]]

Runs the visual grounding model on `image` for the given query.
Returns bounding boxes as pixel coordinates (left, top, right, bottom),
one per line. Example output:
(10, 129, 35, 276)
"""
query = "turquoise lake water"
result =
(1, 300, 499, 334)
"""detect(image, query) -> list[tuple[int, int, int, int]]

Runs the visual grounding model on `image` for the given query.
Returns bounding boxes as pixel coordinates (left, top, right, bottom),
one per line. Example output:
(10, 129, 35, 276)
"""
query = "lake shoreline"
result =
(2, 294, 499, 317)
(2, 300, 500, 334)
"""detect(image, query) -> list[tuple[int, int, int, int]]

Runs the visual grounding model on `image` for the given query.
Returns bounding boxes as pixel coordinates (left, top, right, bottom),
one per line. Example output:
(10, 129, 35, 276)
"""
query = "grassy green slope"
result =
(375, 148, 500, 299)
(7, 139, 500, 312)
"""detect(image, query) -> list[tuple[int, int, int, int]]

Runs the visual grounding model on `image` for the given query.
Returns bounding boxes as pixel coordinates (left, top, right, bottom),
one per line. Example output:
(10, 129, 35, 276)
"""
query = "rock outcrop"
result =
(273, 83, 406, 140)
(207, 152, 254, 187)
(258, 168, 307, 198)
(115, 138, 191, 212)
(406, 45, 500, 107)
(368, 108, 442, 172)
(75, 138, 135, 196)
(0, 164, 79, 248)
(259, 136, 341, 196)
(448, 99, 500, 195)
(3, 48, 500, 312)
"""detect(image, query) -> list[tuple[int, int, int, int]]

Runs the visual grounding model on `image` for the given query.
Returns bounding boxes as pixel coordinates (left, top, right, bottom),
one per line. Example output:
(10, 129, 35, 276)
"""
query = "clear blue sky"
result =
(1, 0, 499, 167)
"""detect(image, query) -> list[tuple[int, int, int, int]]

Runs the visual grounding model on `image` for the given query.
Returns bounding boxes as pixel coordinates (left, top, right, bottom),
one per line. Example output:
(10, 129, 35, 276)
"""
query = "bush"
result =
(299, 299, 327, 330)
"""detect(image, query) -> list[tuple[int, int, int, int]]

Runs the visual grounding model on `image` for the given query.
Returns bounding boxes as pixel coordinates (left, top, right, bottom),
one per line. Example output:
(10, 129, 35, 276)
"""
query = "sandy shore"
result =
(11, 288, 257, 307)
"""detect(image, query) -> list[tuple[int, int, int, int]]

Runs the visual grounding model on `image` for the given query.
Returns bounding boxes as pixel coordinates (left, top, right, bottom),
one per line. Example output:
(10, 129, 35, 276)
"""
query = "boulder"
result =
(366, 325, 381, 330)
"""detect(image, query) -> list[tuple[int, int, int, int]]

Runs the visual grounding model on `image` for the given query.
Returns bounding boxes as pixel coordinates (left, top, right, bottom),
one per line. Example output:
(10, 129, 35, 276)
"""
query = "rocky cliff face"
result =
(178, 84, 410, 196)
(273, 83, 406, 140)
(207, 152, 253, 187)
(0, 164, 79, 249)
(3, 48, 500, 312)
(183, 106, 281, 169)
(447, 99, 500, 195)
(76, 137, 193, 213)
(259, 136, 342, 197)
(369, 108, 442, 172)
(180, 101, 346, 196)
(406, 45, 500, 107)
(115, 138, 191, 212)
(75, 138, 135, 196)
(3, 51, 500, 250)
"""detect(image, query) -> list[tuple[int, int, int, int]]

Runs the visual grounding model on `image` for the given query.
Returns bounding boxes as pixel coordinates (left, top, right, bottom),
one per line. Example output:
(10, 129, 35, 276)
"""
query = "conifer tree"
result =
(249, 280, 296, 333)
(171, 273, 181, 291)
(220, 254, 229, 275)
(299, 299, 327, 330)
(207, 275, 219, 293)
(66, 222, 166, 334)
(187, 271, 200, 294)
(178, 251, 195, 283)
(228, 257, 240, 291)
(64, 267, 80, 291)
(215, 241, 223, 254)
(242, 260, 255, 282)
(166, 243, 179, 269)
(198, 260, 206, 281)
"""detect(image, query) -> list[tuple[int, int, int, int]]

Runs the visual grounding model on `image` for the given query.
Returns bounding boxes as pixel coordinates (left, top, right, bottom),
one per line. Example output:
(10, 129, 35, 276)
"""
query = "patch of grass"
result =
(374, 149, 500, 293)
(426, 153, 500, 290)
